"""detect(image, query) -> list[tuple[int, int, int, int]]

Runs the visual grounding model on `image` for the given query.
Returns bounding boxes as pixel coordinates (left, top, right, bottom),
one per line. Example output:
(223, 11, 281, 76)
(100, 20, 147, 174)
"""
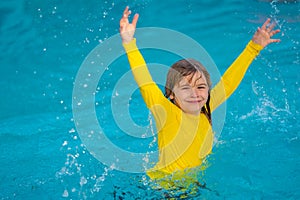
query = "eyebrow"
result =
(179, 83, 207, 87)
(179, 83, 190, 87)
(197, 83, 208, 86)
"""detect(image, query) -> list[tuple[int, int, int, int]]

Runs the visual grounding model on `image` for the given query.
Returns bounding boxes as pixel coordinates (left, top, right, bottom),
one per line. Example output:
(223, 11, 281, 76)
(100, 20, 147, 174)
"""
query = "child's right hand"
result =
(119, 6, 139, 44)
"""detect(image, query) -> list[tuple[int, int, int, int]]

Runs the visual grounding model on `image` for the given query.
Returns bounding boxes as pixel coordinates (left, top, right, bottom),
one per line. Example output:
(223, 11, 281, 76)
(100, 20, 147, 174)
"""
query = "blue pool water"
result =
(1, 0, 299, 199)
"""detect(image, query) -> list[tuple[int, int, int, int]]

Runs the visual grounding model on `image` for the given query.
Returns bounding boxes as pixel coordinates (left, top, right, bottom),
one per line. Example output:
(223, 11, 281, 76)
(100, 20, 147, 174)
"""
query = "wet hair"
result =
(165, 58, 212, 125)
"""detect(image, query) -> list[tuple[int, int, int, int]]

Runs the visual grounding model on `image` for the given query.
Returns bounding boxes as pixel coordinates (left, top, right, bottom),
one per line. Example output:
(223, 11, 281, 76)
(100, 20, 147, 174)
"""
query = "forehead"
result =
(178, 71, 207, 85)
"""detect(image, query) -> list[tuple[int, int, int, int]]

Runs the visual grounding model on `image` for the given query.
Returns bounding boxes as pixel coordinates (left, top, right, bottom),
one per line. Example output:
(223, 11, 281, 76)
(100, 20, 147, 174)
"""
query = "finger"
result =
(270, 38, 281, 43)
(261, 18, 271, 30)
(123, 6, 129, 16)
(131, 13, 139, 28)
(270, 29, 280, 37)
(120, 18, 127, 28)
(256, 27, 263, 34)
(123, 6, 131, 18)
(267, 22, 276, 32)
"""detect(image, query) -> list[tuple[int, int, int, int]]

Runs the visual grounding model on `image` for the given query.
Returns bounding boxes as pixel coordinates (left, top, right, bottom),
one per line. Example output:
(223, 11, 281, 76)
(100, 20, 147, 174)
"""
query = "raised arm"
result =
(119, 7, 170, 127)
(119, 6, 153, 87)
(210, 19, 280, 111)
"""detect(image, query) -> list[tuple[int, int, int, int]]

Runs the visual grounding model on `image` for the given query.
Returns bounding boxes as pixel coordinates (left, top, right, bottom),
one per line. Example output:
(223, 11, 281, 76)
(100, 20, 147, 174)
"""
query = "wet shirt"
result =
(123, 39, 262, 179)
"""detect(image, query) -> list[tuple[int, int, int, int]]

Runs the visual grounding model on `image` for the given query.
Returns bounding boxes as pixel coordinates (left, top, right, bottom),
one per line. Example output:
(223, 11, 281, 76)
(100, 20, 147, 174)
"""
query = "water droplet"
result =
(62, 189, 69, 197)
(69, 128, 75, 133)
(80, 176, 87, 186)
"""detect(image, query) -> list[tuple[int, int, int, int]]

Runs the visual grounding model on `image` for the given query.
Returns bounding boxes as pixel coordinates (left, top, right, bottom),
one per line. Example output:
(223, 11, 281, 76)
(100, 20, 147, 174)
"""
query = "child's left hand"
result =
(252, 18, 281, 48)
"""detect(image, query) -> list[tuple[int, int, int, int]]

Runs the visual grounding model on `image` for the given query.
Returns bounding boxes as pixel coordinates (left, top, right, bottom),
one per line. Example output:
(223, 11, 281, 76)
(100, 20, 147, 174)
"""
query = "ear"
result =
(169, 93, 175, 100)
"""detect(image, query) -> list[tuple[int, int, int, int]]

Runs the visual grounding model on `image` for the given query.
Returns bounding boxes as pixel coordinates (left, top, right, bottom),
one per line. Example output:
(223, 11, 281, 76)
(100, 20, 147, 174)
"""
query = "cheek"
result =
(202, 90, 209, 99)
(174, 90, 189, 100)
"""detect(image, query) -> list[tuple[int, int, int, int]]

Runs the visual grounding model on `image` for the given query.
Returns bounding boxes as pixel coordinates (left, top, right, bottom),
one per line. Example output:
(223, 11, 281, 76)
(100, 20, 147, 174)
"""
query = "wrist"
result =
(122, 38, 135, 44)
(247, 40, 263, 56)
(122, 38, 137, 52)
(122, 39, 132, 44)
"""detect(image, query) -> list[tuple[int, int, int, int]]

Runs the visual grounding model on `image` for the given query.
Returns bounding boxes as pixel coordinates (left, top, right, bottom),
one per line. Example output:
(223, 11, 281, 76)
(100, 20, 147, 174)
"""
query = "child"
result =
(119, 6, 280, 188)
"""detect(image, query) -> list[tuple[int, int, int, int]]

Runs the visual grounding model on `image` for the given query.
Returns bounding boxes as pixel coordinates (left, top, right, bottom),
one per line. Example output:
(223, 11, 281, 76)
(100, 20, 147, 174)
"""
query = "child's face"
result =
(170, 71, 209, 116)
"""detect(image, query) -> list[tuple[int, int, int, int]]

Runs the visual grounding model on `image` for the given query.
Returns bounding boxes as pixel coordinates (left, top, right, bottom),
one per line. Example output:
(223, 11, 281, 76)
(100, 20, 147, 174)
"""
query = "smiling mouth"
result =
(186, 100, 202, 103)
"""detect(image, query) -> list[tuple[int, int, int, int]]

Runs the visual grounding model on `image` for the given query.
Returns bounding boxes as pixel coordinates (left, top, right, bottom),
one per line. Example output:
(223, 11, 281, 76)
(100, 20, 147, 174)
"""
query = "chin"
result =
(187, 109, 201, 115)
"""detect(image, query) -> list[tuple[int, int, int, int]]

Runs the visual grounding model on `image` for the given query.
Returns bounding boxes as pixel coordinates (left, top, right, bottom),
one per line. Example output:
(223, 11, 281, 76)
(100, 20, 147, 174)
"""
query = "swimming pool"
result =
(1, 0, 299, 199)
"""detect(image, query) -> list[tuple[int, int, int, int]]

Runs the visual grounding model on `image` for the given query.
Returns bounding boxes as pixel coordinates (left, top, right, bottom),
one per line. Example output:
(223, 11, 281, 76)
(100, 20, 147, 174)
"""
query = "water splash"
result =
(239, 80, 291, 123)
(139, 112, 158, 184)
(56, 127, 116, 199)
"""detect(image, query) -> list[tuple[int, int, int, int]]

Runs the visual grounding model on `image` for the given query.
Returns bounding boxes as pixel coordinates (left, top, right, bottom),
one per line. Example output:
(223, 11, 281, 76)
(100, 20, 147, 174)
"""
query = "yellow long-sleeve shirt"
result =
(123, 39, 262, 179)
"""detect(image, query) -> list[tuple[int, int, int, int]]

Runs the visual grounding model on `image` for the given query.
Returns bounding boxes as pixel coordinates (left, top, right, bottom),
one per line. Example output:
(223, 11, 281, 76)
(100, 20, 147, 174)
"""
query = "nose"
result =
(190, 87, 200, 98)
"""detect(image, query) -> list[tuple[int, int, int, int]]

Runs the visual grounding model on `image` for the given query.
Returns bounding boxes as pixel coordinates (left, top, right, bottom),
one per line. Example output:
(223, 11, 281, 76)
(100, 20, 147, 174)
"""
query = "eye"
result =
(181, 87, 190, 90)
(197, 86, 206, 89)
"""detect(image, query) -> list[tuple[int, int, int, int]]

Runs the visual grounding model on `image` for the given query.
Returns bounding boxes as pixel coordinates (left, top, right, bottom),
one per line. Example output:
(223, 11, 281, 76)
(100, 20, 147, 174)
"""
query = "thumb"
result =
(132, 13, 139, 28)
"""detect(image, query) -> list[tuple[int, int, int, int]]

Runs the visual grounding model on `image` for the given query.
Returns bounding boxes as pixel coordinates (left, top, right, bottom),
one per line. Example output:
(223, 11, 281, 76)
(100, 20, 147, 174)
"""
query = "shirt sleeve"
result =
(123, 39, 171, 129)
(210, 40, 263, 111)
(122, 38, 154, 87)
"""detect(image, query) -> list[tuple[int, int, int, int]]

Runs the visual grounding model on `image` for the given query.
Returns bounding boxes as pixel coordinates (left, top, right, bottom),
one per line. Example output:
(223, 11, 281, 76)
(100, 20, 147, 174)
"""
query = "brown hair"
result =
(165, 59, 212, 124)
